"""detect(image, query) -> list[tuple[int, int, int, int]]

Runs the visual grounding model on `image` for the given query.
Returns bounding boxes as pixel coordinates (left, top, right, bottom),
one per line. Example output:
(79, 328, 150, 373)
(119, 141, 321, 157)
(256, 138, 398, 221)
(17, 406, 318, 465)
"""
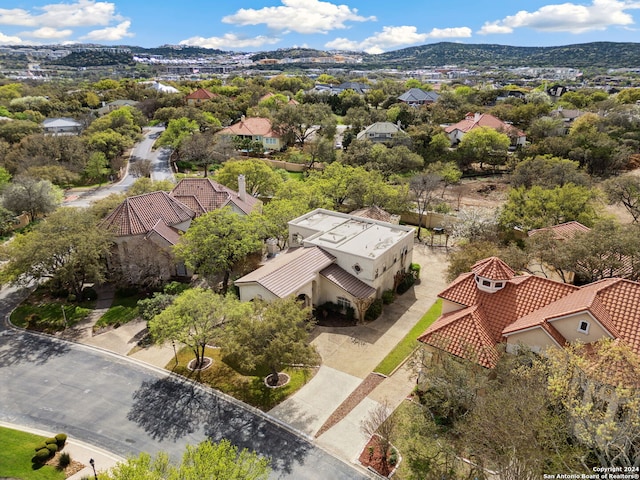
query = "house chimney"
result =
(474, 112, 481, 123)
(238, 174, 247, 202)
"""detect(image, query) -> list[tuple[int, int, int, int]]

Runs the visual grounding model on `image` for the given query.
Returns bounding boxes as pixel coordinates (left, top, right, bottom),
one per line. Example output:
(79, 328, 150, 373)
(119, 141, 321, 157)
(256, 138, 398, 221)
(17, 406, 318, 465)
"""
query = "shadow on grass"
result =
(126, 375, 313, 476)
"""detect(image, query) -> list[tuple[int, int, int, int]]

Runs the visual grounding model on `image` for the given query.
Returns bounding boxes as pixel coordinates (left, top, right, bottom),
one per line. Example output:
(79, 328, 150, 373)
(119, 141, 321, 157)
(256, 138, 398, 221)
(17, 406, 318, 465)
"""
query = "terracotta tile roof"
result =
(444, 112, 525, 138)
(185, 88, 216, 100)
(541, 321, 567, 347)
(471, 256, 515, 280)
(219, 117, 278, 138)
(234, 247, 335, 298)
(503, 279, 620, 336)
(320, 264, 376, 299)
(349, 206, 398, 223)
(528, 221, 591, 240)
(101, 191, 195, 237)
(145, 219, 181, 246)
(597, 279, 640, 357)
(170, 177, 260, 216)
(418, 307, 500, 368)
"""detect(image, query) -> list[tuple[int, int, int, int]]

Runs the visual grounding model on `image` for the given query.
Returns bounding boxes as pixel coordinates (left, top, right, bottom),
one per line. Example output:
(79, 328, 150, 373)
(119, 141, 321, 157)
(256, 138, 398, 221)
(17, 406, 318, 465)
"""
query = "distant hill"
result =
(128, 45, 228, 58)
(366, 42, 640, 68)
(45, 50, 134, 67)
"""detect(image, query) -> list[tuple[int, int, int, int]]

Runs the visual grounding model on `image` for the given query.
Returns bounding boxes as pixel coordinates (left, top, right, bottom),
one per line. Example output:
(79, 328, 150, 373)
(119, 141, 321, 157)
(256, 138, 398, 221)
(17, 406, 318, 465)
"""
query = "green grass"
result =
(10, 287, 94, 333)
(286, 171, 305, 181)
(168, 346, 317, 411)
(95, 291, 141, 329)
(0, 426, 66, 480)
(374, 299, 442, 376)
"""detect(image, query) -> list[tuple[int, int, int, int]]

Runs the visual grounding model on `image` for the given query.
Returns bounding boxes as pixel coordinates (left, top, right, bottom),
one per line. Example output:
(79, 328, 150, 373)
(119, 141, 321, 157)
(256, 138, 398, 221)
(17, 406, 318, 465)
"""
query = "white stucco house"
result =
(235, 208, 415, 320)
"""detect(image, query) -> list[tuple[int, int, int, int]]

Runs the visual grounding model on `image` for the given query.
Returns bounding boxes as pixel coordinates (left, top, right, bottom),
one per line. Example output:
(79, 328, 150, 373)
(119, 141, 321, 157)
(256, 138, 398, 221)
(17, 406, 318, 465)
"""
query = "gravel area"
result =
(315, 373, 385, 437)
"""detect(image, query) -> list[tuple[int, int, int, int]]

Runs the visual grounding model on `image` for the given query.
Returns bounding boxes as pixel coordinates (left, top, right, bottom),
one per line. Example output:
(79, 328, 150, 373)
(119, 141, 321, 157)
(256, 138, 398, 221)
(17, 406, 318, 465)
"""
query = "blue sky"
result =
(1, 0, 640, 53)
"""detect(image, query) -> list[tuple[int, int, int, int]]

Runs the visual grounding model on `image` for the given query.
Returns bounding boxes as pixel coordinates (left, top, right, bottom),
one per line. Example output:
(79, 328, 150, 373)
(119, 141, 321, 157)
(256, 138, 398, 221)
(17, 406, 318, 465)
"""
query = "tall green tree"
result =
(103, 439, 270, 480)
(0, 207, 113, 296)
(499, 184, 600, 231)
(174, 207, 262, 293)
(215, 159, 283, 197)
(222, 297, 318, 386)
(84, 151, 110, 184)
(149, 288, 250, 369)
(458, 126, 510, 171)
(178, 131, 233, 177)
(272, 103, 336, 148)
(156, 117, 199, 150)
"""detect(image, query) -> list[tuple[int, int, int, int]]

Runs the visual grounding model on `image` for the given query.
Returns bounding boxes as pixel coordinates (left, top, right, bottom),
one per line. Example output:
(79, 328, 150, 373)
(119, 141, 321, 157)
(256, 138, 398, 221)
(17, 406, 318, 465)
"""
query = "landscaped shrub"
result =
(389, 448, 398, 466)
(45, 437, 57, 445)
(34, 443, 47, 452)
(46, 443, 58, 454)
(34, 448, 51, 462)
(81, 286, 98, 301)
(55, 433, 67, 447)
(345, 306, 355, 320)
(409, 263, 421, 279)
(58, 452, 71, 468)
(163, 281, 189, 295)
(381, 289, 395, 305)
(365, 299, 383, 321)
(396, 273, 415, 295)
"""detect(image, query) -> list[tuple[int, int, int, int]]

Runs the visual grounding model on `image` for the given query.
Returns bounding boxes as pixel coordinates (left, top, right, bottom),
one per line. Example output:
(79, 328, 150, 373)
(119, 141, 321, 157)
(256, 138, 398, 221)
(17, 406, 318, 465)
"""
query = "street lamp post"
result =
(89, 458, 98, 480)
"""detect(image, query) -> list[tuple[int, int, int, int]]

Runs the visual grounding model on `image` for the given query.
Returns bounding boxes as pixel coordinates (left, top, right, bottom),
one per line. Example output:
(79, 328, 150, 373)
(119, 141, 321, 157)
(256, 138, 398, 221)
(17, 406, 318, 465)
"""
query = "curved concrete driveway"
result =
(0, 287, 369, 480)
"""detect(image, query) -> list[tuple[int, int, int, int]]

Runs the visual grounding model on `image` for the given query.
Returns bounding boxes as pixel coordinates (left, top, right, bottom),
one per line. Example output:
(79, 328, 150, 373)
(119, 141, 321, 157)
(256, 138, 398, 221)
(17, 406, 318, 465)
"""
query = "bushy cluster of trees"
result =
(401, 340, 640, 479)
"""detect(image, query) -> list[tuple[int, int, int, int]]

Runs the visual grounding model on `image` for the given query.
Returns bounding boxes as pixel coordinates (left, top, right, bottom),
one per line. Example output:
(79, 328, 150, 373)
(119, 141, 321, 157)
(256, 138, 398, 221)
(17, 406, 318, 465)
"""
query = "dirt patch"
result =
(43, 451, 85, 478)
(443, 176, 510, 211)
(358, 436, 399, 477)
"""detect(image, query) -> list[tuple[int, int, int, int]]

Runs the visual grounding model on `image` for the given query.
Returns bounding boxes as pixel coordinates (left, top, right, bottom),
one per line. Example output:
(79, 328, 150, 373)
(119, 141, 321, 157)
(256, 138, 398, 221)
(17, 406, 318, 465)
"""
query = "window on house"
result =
(495, 282, 503, 288)
(578, 321, 590, 334)
(337, 296, 351, 311)
(482, 280, 491, 287)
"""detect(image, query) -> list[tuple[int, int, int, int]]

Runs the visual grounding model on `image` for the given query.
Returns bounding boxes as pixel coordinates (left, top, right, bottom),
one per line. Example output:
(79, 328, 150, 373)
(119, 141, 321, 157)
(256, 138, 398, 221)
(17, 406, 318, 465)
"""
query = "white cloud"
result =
(23, 27, 73, 39)
(222, 0, 376, 34)
(479, 0, 640, 35)
(80, 21, 133, 41)
(179, 33, 281, 50)
(0, 1, 122, 28)
(325, 25, 471, 54)
(0, 31, 23, 45)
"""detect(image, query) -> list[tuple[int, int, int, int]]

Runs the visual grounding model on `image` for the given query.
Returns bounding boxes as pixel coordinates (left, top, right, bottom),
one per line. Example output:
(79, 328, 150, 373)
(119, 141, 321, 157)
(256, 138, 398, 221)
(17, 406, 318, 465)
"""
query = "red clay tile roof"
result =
(471, 256, 515, 280)
(421, 255, 640, 367)
(349, 206, 396, 223)
(234, 247, 336, 298)
(320, 263, 376, 299)
(186, 88, 216, 100)
(101, 191, 195, 237)
(418, 307, 500, 368)
(444, 112, 525, 138)
(219, 117, 278, 138)
(170, 178, 260, 216)
(145, 219, 181, 246)
(528, 221, 591, 240)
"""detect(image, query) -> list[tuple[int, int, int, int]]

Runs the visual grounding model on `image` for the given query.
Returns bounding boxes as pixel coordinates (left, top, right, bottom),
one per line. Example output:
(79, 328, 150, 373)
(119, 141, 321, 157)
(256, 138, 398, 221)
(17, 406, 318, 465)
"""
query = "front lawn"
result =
(10, 286, 94, 333)
(168, 346, 316, 411)
(94, 289, 141, 329)
(0, 426, 66, 480)
(374, 299, 442, 376)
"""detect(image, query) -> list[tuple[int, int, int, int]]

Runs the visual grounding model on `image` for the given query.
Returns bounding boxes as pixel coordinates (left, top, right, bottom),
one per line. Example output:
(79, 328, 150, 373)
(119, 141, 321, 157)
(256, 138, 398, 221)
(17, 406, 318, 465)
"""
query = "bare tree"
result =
(129, 159, 152, 178)
(409, 172, 441, 241)
(360, 400, 398, 472)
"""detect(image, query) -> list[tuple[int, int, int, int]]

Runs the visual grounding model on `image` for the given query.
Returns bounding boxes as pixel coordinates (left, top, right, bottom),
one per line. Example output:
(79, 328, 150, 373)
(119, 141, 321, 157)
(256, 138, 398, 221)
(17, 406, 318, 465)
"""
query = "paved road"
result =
(0, 287, 369, 479)
(64, 126, 173, 207)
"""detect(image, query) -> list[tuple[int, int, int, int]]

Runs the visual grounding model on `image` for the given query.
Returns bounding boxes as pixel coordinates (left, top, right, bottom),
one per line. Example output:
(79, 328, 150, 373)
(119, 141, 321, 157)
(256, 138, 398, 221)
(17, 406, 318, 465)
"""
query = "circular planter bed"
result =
(264, 372, 290, 388)
(187, 357, 213, 371)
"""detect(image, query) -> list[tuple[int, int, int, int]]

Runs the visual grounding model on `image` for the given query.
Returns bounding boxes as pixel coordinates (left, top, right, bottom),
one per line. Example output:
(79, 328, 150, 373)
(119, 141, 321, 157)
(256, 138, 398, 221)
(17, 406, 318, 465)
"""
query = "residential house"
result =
(418, 256, 640, 368)
(235, 208, 414, 319)
(550, 107, 584, 134)
(356, 121, 406, 143)
(102, 177, 261, 284)
(97, 99, 139, 116)
(311, 81, 370, 95)
(444, 112, 526, 148)
(42, 117, 83, 135)
(185, 88, 216, 106)
(217, 116, 283, 152)
(398, 88, 440, 107)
